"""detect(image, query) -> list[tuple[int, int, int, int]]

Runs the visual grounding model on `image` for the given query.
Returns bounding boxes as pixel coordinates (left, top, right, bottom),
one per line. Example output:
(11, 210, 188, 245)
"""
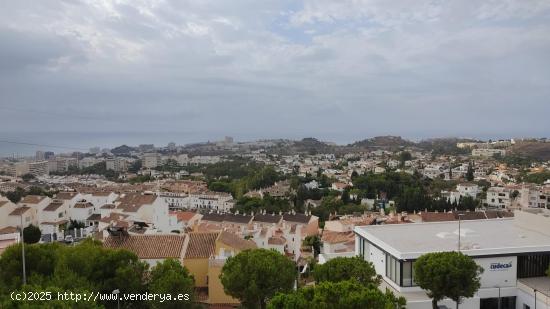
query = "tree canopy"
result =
(148, 259, 195, 309)
(268, 280, 405, 309)
(313, 257, 380, 287)
(23, 224, 41, 244)
(0, 239, 195, 309)
(414, 251, 483, 309)
(220, 249, 296, 309)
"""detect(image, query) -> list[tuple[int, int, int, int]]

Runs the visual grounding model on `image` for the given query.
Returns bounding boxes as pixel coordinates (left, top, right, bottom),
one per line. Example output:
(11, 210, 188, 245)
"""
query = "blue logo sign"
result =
(490, 262, 512, 271)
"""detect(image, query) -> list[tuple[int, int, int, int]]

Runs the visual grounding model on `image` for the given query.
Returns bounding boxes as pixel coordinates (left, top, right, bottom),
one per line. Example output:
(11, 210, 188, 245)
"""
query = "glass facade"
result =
(359, 235, 417, 287)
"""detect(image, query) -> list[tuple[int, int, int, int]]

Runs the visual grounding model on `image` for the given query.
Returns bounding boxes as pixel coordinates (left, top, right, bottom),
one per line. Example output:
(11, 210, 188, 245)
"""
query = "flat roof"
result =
(354, 218, 550, 260)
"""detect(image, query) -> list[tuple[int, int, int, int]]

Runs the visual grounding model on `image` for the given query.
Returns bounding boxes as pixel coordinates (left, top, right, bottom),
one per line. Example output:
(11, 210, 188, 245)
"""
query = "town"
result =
(1, 136, 549, 308)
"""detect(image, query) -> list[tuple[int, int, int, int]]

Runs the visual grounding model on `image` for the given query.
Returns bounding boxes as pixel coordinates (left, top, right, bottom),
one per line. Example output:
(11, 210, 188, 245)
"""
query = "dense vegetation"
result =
(0, 240, 195, 309)
(268, 256, 405, 309)
(4, 186, 54, 204)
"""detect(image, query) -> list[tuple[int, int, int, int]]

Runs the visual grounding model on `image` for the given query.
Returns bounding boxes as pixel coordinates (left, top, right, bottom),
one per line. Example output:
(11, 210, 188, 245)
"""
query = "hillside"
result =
(349, 136, 414, 149)
(509, 141, 550, 161)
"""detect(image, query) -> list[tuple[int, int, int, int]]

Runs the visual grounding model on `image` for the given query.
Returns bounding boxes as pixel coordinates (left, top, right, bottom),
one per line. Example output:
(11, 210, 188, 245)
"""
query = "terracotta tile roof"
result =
(100, 204, 116, 209)
(283, 213, 312, 224)
(322, 231, 354, 244)
(202, 213, 225, 222)
(91, 191, 112, 196)
(86, 214, 101, 221)
(44, 201, 64, 212)
(171, 211, 200, 222)
(116, 193, 157, 212)
(20, 195, 46, 204)
(253, 214, 282, 224)
(0, 201, 10, 207)
(9, 206, 31, 216)
(74, 202, 93, 208)
(0, 226, 18, 234)
(103, 234, 186, 259)
(55, 192, 79, 200)
(217, 231, 257, 251)
(184, 232, 219, 259)
(223, 213, 252, 224)
(268, 236, 286, 245)
(421, 212, 456, 222)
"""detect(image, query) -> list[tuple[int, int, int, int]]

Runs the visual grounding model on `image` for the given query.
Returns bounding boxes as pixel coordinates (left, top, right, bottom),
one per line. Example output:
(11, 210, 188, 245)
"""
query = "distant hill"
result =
(349, 136, 414, 149)
(290, 138, 335, 155)
(509, 141, 550, 161)
(110, 144, 135, 155)
(416, 138, 476, 155)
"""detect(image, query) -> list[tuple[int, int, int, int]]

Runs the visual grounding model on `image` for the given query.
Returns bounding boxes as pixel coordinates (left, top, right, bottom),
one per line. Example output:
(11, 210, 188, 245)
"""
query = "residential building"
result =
(472, 148, 506, 158)
(143, 153, 161, 169)
(104, 234, 186, 267)
(486, 187, 511, 209)
(106, 157, 128, 172)
(28, 161, 49, 176)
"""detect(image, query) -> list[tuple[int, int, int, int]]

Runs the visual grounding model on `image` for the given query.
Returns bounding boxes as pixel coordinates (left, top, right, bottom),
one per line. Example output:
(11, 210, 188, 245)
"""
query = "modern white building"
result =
(354, 210, 550, 309)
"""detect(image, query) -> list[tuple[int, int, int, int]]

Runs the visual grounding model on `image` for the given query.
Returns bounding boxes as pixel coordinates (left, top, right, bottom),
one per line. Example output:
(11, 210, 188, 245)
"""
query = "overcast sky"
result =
(1, 0, 549, 145)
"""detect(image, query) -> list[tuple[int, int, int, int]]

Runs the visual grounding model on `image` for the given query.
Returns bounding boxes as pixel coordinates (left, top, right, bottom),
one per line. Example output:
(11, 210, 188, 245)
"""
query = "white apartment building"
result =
(354, 210, 550, 309)
(78, 157, 99, 169)
(486, 187, 512, 209)
(189, 156, 221, 165)
(518, 186, 548, 209)
(187, 192, 234, 212)
(48, 158, 78, 173)
(106, 157, 128, 172)
(143, 153, 161, 169)
(458, 183, 481, 198)
(28, 161, 49, 176)
(7, 162, 29, 177)
(472, 148, 506, 158)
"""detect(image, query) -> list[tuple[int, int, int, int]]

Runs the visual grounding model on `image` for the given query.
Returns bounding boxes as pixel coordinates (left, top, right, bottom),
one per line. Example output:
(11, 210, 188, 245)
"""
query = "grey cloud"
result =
(0, 0, 549, 145)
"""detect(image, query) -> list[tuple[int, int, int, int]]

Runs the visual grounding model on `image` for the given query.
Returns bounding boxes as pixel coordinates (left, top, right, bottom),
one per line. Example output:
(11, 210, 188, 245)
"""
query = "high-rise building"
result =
(35, 151, 45, 161)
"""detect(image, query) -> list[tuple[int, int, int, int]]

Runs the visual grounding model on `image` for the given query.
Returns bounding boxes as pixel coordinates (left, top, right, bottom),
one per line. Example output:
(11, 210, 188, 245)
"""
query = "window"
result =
(385, 254, 400, 285)
(402, 261, 414, 287)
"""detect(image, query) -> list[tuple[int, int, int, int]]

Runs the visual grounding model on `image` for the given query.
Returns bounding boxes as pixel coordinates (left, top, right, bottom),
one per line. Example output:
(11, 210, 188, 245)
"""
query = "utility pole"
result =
(458, 214, 465, 252)
(20, 214, 26, 285)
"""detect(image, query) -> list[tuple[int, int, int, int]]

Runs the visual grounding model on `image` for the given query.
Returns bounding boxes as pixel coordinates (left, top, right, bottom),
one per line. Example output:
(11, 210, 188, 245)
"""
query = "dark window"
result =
(518, 254, 550, 278)
(481, 297, 516, 309)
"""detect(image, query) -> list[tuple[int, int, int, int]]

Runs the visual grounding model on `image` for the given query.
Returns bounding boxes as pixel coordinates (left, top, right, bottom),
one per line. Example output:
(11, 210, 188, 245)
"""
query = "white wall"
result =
(475, 256, 517, 288)
(369, 244, 386, 276)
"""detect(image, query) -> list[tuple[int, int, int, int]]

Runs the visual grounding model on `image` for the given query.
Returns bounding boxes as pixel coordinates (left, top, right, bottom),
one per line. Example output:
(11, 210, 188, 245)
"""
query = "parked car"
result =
(64, 235, 74, 244)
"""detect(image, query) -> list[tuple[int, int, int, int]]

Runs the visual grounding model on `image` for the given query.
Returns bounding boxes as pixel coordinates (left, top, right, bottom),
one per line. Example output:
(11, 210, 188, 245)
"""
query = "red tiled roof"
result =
(421, 212, 456, 222)
(0, 226, 18, 234)
(322, 231, 354, 244)
(172, 211, 199, 222)
(55, 192, 79, 200)
(9, 206, 31, 216)
(184, 232, 218, 259)
(103, 234, 186, 259)
(20, 195, 46, 204)
(116, 193, 157, 212)
(217, 231, 256, 251)
(44, 201, 64, 212)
